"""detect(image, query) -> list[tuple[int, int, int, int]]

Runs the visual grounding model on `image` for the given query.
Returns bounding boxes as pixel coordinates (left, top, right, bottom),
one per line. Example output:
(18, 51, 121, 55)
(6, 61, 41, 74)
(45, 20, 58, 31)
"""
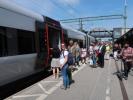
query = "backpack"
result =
(67, 52, 74, 65)
(63, 50, 74, 65)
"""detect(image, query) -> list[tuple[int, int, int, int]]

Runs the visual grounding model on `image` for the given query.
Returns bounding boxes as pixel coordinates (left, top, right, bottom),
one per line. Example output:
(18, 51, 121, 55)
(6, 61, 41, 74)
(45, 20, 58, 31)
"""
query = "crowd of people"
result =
(89, 41, 133, 80)
(50, 40, 133, 90)
(88, 42, 112, 68)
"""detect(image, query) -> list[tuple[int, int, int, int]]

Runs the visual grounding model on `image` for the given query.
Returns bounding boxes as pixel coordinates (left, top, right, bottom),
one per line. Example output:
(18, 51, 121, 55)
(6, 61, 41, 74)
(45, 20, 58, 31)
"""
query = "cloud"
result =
(10, 0, 55, 16)
(58, 0, 80, 6)
(68, 9, 75, 14)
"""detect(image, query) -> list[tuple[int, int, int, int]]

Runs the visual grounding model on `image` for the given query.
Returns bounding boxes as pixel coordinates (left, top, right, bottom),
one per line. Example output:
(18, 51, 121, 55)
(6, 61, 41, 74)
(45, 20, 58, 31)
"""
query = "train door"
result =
(36, 17, 63, 68)
(46, 24, 62, 66)
(35, 22, 49, 68)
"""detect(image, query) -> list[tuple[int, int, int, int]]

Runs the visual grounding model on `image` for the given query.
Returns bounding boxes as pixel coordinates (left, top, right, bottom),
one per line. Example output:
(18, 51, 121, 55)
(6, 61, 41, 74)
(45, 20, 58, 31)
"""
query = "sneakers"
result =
(123, 75, 128, 80)
(124, 77, 128, 80)
(60, 85, 70, 90)
(67, 85, 70, 89)
(60, 85, 66, 90)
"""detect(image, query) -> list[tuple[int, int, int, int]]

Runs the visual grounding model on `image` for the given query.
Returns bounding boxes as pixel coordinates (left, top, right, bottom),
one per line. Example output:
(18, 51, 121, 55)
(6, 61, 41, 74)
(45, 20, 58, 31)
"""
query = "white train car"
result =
(0, 1, 63, 86)
(61, 24, 86, 47)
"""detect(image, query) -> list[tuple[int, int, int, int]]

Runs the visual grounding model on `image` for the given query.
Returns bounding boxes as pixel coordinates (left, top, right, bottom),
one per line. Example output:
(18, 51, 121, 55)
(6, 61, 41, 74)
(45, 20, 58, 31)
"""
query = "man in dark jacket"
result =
(98, 42, 106, 67)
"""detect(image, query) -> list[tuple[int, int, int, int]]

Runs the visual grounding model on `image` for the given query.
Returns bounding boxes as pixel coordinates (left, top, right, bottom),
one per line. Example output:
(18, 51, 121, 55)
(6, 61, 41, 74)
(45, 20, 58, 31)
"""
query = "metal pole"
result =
(124, 0, 127, 34)
(79, 19, 83, 31)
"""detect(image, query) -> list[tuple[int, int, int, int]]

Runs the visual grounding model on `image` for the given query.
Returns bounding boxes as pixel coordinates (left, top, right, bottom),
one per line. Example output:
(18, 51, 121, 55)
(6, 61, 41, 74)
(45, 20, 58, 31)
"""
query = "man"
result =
(67, 40, 75, 84)
(120, 42, 133, 80)
(98, 42, 106, 67)
(105, 43, 110, 60)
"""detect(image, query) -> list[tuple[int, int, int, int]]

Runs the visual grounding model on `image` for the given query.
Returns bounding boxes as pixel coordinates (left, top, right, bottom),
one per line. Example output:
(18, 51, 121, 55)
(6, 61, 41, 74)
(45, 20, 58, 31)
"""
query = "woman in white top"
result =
(81, 46, 87, 64)
(60, 43, 69, 90)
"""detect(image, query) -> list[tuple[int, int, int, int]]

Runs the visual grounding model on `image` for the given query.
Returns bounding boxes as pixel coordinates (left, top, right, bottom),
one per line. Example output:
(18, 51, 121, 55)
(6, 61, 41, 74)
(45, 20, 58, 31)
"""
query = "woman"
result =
(75, 42, 80, 67)
(51, 45, 60, 79)
(60, 43, 69, 90)
(81, 46, 87, 64)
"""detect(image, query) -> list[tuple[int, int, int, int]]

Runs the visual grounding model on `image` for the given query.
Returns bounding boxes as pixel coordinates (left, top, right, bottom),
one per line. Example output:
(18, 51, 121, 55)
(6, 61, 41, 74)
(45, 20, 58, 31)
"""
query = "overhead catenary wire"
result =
(64, 3, 81, 16)
(60, 14, 124, 22)
(27, 0, 61, 17)
(60, 14, 124, 31)
(50, 0, 77, 18)
(12, 0, 65, 19)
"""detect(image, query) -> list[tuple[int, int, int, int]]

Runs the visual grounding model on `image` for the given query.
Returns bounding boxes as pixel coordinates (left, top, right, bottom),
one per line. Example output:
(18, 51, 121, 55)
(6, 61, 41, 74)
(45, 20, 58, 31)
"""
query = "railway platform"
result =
(5, 58, 133, 100)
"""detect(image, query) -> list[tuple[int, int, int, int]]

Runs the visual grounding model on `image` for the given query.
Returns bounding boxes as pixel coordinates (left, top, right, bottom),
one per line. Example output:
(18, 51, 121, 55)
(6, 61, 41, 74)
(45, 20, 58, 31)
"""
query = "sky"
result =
(9, 0, 133, 30)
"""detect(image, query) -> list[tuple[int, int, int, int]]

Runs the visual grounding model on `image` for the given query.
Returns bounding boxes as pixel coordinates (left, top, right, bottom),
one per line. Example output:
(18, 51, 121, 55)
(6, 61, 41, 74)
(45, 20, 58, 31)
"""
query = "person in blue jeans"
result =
(92, 52, 96, 67)
(60, 43, 69, 90)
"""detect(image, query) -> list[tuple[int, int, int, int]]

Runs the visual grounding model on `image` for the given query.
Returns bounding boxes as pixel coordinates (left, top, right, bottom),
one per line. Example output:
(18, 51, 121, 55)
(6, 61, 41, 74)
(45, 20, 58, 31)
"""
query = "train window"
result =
(0, 26, 35, 57)
(17, 30, 35, 54)
(0, 27, 7, 57)
(6, 28, 18, 56)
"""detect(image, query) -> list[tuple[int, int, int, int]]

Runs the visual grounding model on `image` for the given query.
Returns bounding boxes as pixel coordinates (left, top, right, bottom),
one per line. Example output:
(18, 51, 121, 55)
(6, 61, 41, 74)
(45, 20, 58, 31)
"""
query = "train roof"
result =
(61, 24, 86, 40)
(0, 1, 45, 31)
(0, 1, 44, 22)
(115, 28, 133, 43)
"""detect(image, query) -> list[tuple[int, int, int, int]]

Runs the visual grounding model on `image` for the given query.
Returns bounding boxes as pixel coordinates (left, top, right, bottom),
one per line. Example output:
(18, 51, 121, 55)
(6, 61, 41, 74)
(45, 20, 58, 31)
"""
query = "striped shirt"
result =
(121, 47, 133, 62)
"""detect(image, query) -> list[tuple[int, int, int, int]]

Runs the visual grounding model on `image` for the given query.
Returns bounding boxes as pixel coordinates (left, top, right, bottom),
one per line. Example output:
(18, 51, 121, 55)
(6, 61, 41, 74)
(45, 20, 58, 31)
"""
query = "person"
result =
(60, 43, 70, 90)
(68, 40, 76, 67)
(81, 46, 87, 64)
(105, 43, 111, 60)
(120, 42, 133, 80)
(51, 45, 60, 79)
(71, 42, 77, 67)
(94, 42, 100, 66)
(74, 42, 80, 67)
(92, 43, 97, 67)
(89, 43, 94, 66)
(113, 43, 121, 60)
(98, 42, 106, 67)
(67, 40, 75, 84)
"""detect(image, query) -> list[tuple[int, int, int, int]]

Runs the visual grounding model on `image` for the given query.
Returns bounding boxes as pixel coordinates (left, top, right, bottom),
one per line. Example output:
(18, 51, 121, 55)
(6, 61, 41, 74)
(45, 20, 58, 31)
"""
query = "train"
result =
(0, 1, 95, 86)
(115, 28, 133, 47)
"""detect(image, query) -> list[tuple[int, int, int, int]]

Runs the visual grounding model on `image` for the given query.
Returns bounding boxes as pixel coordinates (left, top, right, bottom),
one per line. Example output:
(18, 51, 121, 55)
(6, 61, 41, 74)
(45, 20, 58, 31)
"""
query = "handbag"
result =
(89, 59, 93, 65)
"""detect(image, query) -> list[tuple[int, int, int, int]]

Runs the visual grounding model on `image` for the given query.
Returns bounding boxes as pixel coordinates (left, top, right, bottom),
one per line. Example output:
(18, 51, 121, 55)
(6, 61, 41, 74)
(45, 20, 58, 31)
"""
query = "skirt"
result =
(51, 58, 60, 68)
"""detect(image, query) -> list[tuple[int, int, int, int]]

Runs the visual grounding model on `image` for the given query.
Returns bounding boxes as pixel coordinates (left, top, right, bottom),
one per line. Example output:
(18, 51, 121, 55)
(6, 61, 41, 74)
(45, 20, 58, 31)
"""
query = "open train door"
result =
(35, 17, 63, 69)
(44, 17, 63, 67)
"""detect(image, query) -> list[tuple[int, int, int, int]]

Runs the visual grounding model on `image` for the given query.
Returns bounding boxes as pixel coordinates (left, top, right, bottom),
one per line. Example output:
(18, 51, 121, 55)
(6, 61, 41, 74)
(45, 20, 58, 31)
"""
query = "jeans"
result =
(75, 56, 80, 66)
(123, 61, 132, 77)
(92, 54, 96, 65)
(61, 63, 69, 88)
